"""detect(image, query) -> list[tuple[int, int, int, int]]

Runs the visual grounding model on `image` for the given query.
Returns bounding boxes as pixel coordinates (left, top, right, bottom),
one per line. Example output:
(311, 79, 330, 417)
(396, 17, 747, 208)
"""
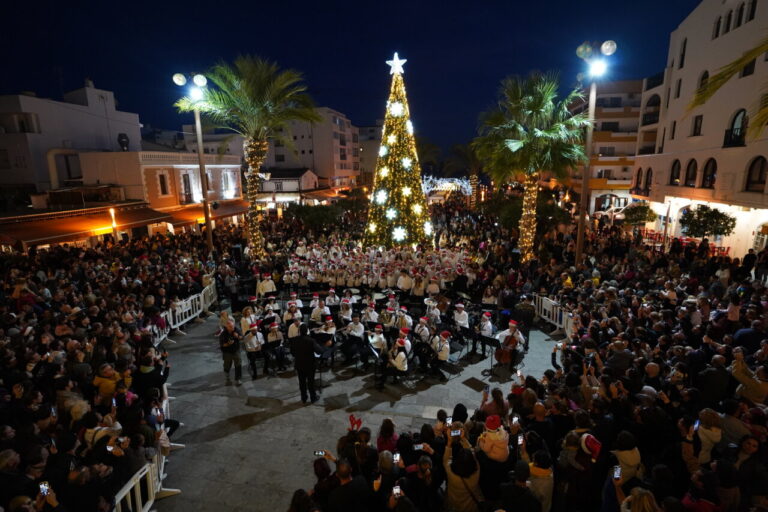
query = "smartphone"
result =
(446, 416, 452, 425)
(414, 443, 424, 451)
(112, 398, 117, 407)
(313, 450, 325, 457)
(393, 485, 402, 498)
(613, 466, 622, 480)
(39, 481, 50, 496)
(694, 420, 700, 430)
(393, 453, 401, 463)
(512, 415, 520, 425)
(518, 436, 524, 446)
(450, 429, 461, 437)
(51, 406, 56, 417)
(483, 384, 490, 393)
(106, 446, 114, 452)
(516, 369, 522, 377)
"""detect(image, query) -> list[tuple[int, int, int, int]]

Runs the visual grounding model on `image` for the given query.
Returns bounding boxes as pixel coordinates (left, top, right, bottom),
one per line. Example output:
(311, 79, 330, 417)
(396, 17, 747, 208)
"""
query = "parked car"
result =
(593, 206, 626, 221)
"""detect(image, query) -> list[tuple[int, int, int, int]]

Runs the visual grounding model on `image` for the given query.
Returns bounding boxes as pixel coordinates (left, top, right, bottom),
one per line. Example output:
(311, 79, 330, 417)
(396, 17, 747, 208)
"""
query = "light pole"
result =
(574, 40, 616, 264)
(173, 73, 214, 254)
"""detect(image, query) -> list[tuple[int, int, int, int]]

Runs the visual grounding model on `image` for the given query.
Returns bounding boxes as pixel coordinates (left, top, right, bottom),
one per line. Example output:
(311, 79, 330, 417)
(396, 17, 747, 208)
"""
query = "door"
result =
(182, 174, 192, 204)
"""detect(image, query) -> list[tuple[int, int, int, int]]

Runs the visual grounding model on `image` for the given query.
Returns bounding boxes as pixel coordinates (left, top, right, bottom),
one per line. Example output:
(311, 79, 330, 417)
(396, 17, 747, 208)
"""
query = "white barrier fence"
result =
(114, 386, 183, 511)
(151, 276, 218, 347)
(532, 294, 575, 338)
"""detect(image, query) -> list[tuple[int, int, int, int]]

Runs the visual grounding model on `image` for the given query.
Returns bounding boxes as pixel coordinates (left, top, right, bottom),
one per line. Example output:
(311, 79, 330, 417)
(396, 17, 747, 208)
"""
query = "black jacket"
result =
(500, 482, 541, 512)
(291, 335, 324, 372)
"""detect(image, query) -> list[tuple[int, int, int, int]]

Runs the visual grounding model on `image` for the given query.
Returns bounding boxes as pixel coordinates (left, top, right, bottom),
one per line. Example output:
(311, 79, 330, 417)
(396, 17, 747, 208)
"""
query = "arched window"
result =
(713, 16, 722, 38)
(731, 109, 748, 135)
(684, 159, 698, 187)
(670, 160, 681, 185)
(699, 71, 709, 90)
(645, 168, 653, 191)
(635, 168, 643, 188)
(748, 0, 757, 21)
(746, 156, 767, 192)
(736, 3, 745, 27)
(724, 10, 733, 33)
(701, 158, 717, 189)
(679, 38, 687, 68)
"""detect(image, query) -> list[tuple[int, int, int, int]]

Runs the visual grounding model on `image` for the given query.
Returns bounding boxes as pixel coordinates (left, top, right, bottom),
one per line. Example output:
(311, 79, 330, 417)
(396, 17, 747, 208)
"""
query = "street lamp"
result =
(173, 73, 214, 254)
(574, 40, 616, 264)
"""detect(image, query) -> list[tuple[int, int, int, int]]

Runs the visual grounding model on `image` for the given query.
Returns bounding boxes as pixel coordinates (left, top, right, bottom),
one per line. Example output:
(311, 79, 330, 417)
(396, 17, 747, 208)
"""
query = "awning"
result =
(166, 199, 249, 226)
(302, 188, 340, 200)
(0, 206, 172, 246)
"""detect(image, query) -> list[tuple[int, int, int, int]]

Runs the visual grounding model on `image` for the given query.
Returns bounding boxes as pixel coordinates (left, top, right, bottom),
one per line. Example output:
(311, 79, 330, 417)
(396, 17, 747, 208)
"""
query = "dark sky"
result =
(2, 0, 701, 150)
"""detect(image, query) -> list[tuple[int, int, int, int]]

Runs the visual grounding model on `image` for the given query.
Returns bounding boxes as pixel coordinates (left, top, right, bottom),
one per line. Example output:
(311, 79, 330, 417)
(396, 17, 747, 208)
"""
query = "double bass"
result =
(495, 333, 518, 365)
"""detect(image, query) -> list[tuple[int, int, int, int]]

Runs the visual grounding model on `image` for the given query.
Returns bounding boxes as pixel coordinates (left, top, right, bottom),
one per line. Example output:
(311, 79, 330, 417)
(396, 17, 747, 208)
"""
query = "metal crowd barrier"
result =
(532, 294, 574, 338)
(113, 384, 183, 511)
(151, 276, 218, 347)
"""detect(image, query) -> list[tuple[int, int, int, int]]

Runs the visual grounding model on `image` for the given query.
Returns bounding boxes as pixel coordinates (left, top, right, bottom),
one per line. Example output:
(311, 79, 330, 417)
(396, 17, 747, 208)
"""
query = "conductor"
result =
(290, 324, 332, 404)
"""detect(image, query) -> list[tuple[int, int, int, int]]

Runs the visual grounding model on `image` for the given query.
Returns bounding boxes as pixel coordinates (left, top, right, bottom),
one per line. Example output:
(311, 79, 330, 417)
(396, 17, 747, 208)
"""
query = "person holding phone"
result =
(326, 458, 372, 512)
(477, 414, 509, 463)
(443, 426, 483, 512)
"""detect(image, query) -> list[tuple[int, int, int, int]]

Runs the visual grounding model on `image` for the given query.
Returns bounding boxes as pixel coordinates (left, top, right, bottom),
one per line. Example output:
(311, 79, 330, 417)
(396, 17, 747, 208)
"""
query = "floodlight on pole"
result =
(589, 59, 607, 77)
(188, 86, 204, 102)
(192, 74, 207, 87)
(172, 73, 187, 86)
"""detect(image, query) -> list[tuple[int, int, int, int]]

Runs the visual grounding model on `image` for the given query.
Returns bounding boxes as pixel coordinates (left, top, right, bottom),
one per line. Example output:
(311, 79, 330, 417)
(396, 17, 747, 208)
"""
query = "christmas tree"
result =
(363, 53, 432, 248)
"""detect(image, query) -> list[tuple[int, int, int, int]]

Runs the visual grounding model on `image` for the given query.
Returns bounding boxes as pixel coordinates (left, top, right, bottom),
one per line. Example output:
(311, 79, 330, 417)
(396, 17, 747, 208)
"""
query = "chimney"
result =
(84, 78, 95, 88)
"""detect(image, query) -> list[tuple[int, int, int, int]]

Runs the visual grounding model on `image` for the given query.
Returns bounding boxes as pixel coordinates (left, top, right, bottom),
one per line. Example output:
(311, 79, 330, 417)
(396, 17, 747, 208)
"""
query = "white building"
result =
(358, 121, 383, 188)
(181, 125, 245, 158)
(571, 80, 643, 213)
(263, 107, 360, 189)
(0, 80, 141, 193)
(633, 0, 766, 257)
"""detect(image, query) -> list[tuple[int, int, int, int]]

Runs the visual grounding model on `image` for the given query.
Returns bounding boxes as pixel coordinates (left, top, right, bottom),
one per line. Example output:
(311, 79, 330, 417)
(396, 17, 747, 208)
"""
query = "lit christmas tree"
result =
(363, 53, 432, 248)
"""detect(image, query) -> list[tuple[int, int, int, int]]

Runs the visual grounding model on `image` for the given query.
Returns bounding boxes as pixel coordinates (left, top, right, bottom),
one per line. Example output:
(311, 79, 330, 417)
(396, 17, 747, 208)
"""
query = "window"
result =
(339, 133, 347, 146)
(635, 168, 643, 188)
(158, 172, 170, 196)
(740, 59, 756, 77)
(669, 159, 681, 185)
(746, 156, 767, 192)
(309, 150, 313, 154)
(598, 147, 616, 156)
(732, 109, 748, 135)
(644, 168, 653, 190)
(273, 181, 283, 192)
(713, 16, 722, 38)
(340, 148, 347, 160)
(206, 171, 213, 191)
(352, 134, 359, 143)
(222, 172, 230, 192)
(698, 71, 709, 90)
(601, 122, 620, 131)
(691, 115, 703, 136)
(333, 132, 340, 140)
(724, 10, 732, 33)
(671, 121, 677, 140)
(665, 88, 671, 109)
(275, 154, 285, 162)
(736, 3, 745, 27)
(701, 158, 717, 189)
(748, 0, 757, 21)
(684, 159, 698, 187)
(0, 149, 10, 170)
(353, 162, 359, 170)
(675, 79, 682, 98)
(679, 38, 687, 68)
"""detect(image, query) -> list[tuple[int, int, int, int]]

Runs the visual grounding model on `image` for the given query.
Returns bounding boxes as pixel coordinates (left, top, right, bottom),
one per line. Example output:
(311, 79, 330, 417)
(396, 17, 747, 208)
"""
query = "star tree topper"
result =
(386, 52, 407, 75)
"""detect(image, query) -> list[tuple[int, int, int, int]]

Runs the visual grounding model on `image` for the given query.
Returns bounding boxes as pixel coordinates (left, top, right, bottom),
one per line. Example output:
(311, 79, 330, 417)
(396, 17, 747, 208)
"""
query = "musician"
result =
(397, 327, 413, 353)
(289, 291, 304, 308)
(411, 273, 426, 297)
(496, 320, 526, 372)
(309, 292, 321, 308)
(243, 322, 265, 380)
(342, 314, 365, 365)
(262, 305, 281, 330)
(318, 316, 337, 337)
(310, 300, 330, 323)
(283, 302, 302, 323)
(325, 288, 340, 306)
(395, 306, 413, 330)
(339, 299, 353, 323)
(264, 295, 280, 312)
(414, 317, 432, 344)
(263, 322, 287, 374)
(376, 338, 408, 389)
(342, 289, 358, 304)
(240, 306, 260, 335)
(380, 306, 396, 328)
(386, 293, 399, 310)
(471, 311, 495, 357)
(287, 316, 302, 339)
(377, 271, 388, 290)
(362, 303, 379, 323)
(369, 324, 387, 353)
(396, 269, 413, 292)
(430, 331, 451, 381)
(424, 298, 441, 325)
(453, 303, 469, 329)
(257, 273, 276, 297)
(426, 276, 440, 297)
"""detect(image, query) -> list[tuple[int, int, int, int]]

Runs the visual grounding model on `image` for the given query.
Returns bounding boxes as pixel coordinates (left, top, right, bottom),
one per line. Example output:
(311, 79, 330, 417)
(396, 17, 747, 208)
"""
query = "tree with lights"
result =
(363, 53, 432, 248)
(474, 72, 589, 262)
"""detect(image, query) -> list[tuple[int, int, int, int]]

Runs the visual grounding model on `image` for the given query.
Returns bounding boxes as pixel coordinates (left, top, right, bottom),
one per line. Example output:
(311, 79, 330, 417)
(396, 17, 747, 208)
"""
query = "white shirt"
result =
(311, 306, 330, 322)
(369, 333, 387, 351)
(287, 322, 302, 339)
(479, 319, 494, 337)
(453, 310, 469, 328)
(414, 323, 431, 343)
(283, 310, 302, 323)
(431, 336, 450, 361)
(243, 331, 264, 352)
(397, 275, 413, 291)
(325, 294, 340, 306)
(362, 309, 379, 323)
(391, 351, 408, 371)
(346, 321, 364, 338)
(496, 328, 525, 347)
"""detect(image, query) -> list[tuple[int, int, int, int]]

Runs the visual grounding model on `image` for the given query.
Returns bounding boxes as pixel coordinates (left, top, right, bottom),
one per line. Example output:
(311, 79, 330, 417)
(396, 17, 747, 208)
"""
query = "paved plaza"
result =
(156, 315, 558, 512)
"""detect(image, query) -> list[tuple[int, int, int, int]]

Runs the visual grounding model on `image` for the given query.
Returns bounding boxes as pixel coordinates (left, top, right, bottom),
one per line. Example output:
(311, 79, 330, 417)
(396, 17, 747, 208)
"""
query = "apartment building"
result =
(571, 80, 643, 213)
(0, 80, 141, 195)
(262, 107, 360, 189)
(357, 121, 383, 188)
(633, 0, 766, 257)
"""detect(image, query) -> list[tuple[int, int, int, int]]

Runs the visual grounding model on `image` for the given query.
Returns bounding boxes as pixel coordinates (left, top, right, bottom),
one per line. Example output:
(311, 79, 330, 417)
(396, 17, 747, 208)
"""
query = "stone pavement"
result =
(155, 317, 559, 512)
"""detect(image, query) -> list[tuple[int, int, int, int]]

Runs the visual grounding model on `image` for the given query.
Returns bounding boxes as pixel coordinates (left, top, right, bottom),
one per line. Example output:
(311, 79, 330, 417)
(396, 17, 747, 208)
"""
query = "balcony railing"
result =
(630, 186, 650, 197)
(723, 129, 746, 148)
(641, 112, 660, 126)
(180, 193, 195, 205)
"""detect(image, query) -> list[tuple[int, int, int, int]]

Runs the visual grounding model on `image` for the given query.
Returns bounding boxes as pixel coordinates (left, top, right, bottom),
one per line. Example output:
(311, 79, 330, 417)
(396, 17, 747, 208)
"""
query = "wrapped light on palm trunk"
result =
(519, 173, 539, 263)
(244, 138, 270, 258)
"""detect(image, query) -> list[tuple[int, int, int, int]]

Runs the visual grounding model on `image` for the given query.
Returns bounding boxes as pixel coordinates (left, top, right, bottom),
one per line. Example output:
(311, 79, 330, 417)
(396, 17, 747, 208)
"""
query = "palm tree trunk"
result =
(469, 172, 478, 209)
(519, 172, 539, 263)
(243, 138, 270, 259)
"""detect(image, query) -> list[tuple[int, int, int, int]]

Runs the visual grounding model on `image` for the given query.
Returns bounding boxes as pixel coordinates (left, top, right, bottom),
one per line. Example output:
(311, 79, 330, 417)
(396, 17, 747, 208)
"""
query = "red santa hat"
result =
(580, 433, 602, 462)
(440, 330, 451, 339)
(290, 291, 297, 297)
(483, 312, 492, 318)
(368, 302, 375, 308)
(387, 306, 395, 312)
(400, 306, 408, 312)
(342, 298, 350, 304)
(287, 301, 296, 307)
(400, 327, 410, 335)
(328, 288, 336, 293)
(485, 415, 502, 431)
(248, 296, 257, 302)
(388, 294, 395, 299)
(262, 273, 271, 278)
(249, 322, 259, 329)
(375, 325, 383, 331)
(420, 316, 428, 322)
(509, 320, 518, 326)
(269, 322, 278, 329)
(396, 338, 406, 347)
(325, 316, 334, 323)
(312, 292, 319, 298)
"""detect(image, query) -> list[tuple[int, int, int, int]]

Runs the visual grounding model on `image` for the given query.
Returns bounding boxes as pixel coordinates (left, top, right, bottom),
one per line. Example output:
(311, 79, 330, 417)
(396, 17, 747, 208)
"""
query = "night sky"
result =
(3, 0, 701, 150)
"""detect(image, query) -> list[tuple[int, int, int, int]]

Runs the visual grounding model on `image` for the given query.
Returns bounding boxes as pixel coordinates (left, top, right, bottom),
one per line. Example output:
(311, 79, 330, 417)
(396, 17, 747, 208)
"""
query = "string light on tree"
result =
(363, 52, 431, 247)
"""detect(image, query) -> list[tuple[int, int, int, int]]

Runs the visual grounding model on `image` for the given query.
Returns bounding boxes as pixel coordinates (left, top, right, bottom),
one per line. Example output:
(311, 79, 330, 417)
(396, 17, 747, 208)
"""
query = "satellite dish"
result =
(117, 133, 129, 151)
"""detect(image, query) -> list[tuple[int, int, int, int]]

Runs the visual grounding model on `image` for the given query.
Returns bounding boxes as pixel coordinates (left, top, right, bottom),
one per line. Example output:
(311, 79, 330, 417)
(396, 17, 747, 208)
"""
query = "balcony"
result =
(630, 186, 650, 197)
(723, 129, 746, 148)
(180, 193, 196, 205)
(641, 112, 660, 126)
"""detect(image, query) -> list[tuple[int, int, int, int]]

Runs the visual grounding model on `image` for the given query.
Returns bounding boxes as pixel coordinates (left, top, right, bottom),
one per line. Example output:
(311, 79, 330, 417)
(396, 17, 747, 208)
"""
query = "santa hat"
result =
(400, 306, 408, 312)
(342, 298, 350, 304)
(396, 338, 406, 347)
(375, 325, 383, 331)
(580, 433, 602, 462)
(248, 296, 257, 302)
(483, 312, 492, 318)
(290, 291, 297, 297)
(509, 320, 518, 326)
(456, 267, 464, 275)
(329, 288, 336, 293)
(262, 273, 271, 278)
(455, 303, 465, 309)
(249, 322, 259, 329)
(440, 330, 451, 339)
(420, 316, 428, 322)
(312, 292, 319, 298)
(387, 307, 395, 312)
(388, 294, 395, 299)
(400, 327, 411, 335)
(269, 322, 278, 329)
(325, 316, 334, 323)
(368, 302, 375, 308)
(485, 415, 502, 431)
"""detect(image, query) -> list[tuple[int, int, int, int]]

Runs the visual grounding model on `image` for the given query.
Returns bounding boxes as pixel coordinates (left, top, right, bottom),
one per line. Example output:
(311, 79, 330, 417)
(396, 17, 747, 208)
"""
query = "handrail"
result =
(151, 275, 217, 346)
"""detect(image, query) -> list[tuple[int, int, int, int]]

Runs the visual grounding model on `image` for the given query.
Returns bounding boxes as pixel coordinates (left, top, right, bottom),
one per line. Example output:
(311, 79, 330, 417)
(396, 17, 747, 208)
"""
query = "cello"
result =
(495, 321, 520, 365)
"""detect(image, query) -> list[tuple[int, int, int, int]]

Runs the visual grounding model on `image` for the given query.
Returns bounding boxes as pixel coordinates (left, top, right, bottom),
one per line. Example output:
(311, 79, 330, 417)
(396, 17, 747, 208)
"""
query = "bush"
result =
(622, 204, 657, 225)
(679, 205, 736, 238)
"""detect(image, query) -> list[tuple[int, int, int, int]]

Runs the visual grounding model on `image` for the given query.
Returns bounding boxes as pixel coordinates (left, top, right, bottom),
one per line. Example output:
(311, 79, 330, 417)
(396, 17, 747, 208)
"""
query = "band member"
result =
(283, 302, 302, 323)
(426, 276, 440, 296)
(396, 306, 413, 329)
(266, 322, 287, 372)
(257, 273, 276, 297)
(414, 317, 432, 344)
(376, 338, 408, 389)
(342, 289, 358, 304)
(386, 293, 399, 310)
(339, 299, 353, 323)
(310, 300, 330, 323)
(240, 306, 259, 335)
(287, 316, 302, 339)
(290, 291, 304, 308)
(397, 327, 413, 353)
(342, 314, 365, 364)
(397, 269, 413, 292)
(495, 320, 526, 373)
(430, 331, 451, 381)
(471, 311, 495, 357)
(309, 292, 321, 308)
(381, 306, 396, 328)
(453, 303, 469, 329)
(425, 298, 441, 325)
(411, 273, 426, 297)
(362, 303, 379, 323)
(513, 294, 536, 351)
(369, 324, 387, 354)
(325, 288, 340, 306)
(243, 322, 264, 380)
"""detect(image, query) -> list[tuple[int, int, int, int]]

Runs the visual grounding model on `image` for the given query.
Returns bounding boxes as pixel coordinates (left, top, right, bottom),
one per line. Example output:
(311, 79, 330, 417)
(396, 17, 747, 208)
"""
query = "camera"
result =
(393, 453, 400, 463)
(39, 481, 50, 496)
(446, 416, 452, 425)
(613, 466, 622, 480)
(393, 485, 402, 498)
(414, 443, 424, 451)
(313, 450, 325, 457)
(450, 429, 461, 437)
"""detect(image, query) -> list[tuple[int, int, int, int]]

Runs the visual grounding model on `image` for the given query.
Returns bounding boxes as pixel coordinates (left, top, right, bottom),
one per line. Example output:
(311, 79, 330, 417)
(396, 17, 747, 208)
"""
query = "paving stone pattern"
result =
(156, 316, 557, 512)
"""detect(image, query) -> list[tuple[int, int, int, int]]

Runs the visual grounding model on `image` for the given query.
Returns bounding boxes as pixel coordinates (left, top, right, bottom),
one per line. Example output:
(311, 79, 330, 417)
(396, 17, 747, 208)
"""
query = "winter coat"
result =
(612, 447, 643, 481)
(477, 428, 509, 463)
(528, 464, 553, 512)
(731, 359, 768, 404)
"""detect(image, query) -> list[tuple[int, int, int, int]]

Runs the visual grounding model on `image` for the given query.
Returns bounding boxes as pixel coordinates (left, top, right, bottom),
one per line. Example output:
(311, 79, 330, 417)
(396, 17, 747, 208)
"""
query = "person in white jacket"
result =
(477, 414, 509, 462)
(696, 408, 723, 465)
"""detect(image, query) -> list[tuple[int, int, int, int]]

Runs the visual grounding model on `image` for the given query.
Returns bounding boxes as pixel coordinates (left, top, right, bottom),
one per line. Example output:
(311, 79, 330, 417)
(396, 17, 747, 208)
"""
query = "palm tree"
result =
(444, 143, 482, 206)
(689, 35, 768, 139)
(473, 72, 589, 262)
(176, 55, 321, 256)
